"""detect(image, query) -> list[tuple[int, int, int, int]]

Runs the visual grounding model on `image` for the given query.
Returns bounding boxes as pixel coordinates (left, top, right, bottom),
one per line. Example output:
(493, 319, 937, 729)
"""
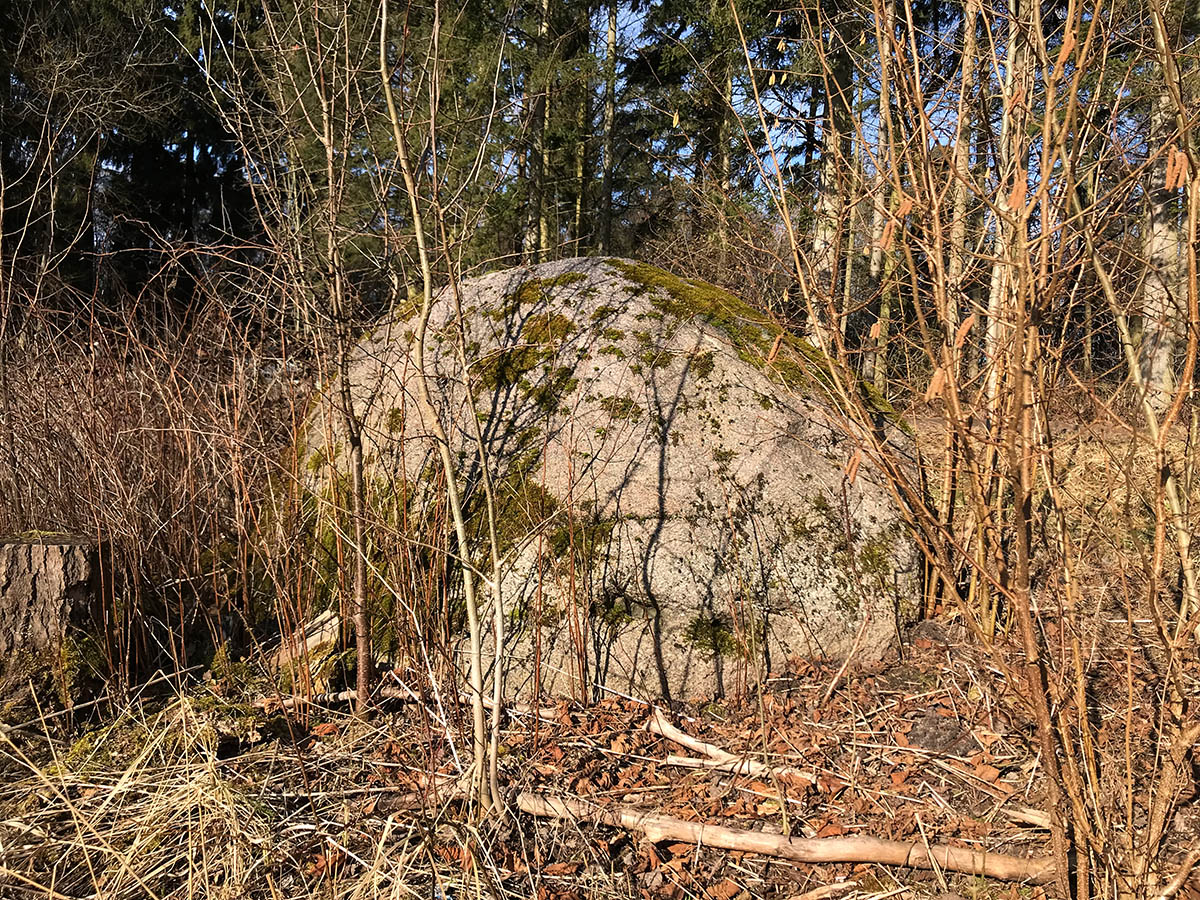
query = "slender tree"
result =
(599, 0, 618, 252)
(1139, 87, 1184, 410)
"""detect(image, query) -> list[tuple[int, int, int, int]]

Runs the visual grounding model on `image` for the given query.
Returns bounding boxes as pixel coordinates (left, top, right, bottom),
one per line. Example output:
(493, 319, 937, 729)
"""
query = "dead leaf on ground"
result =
(708, 877, 742, 900)
(974, 762, 1002, 783)
(816, 819, 847, 838)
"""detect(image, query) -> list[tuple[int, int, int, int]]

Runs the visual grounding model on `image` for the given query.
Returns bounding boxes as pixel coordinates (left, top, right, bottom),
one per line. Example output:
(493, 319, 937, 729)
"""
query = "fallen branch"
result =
(645, 709, 730, 758)
(1154, 840, 1200, 900)
(788, 881, 858, 900)
(516, 791, 1056, 883)
(665, 754, 811, 786)
(1002, 806, 1052, 830)
(256, 684, 415, 712)
(647, 709, 814, 785)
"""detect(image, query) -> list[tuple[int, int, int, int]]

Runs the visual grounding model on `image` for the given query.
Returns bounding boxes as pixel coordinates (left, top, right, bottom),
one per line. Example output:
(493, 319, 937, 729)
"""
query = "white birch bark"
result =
(1140, 90, 1183, 411)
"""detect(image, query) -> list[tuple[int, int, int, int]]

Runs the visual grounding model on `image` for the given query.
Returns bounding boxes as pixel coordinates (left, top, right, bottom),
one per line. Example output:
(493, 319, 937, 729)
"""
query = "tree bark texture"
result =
(0, 538, 101, 659)
(1141, 89, 1183, 411)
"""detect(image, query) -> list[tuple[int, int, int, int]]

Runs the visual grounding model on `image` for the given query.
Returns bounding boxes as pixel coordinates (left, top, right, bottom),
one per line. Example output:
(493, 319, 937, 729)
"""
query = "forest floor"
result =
(0, 619, 1092, 900)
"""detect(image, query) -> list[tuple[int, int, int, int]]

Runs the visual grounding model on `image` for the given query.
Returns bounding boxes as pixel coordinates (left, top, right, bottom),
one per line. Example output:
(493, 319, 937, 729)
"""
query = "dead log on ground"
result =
(516, 791, 1057, 883)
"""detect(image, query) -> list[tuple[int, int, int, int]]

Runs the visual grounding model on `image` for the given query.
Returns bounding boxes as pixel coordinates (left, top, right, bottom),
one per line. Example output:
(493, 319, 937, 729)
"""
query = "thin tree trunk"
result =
(873, 265, 894, 394)
(1075, 146, 1097, 379)
(1141, 89, 1182, 411)
(947, 0, 978, 342)
(984, 0, 1030, 409)
(804, 81, 818, 174)
(525, 0, 553, 264)
(716, 65, 733, 269)
(571, 85, 586, 249)
(840, 52, 868, 343)
(315, 25, 372, 714)
(809, 34, 853, 349)
(965, 90, 989, 384)
(841, 222, 854, 340)
(1007, 294, 1075, 900)
(524, 133, 540, 264)
(863, 0, 894, 383)
(335, 319, 371, 714)
(537, 0, 553, 261)
(928, 0, 979, 613)
(380, 0, 491, 810)
(599, 0, 617, 253)
(516, 141, 529, 261)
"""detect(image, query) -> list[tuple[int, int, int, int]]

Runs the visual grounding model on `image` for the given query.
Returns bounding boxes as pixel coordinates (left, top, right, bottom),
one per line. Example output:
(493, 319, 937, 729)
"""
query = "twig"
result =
(665, 754, 814, 786)
(1153, 840, 1200, 900)
(1001, 806, 1052, 829)
(647, 710, 813, 785)
(787, 881, 859, 900)
(820, 614, 870, 707)
(914, 812, 949, 893)
(516, 791, 1057, 883)
(646, 709, 731, 759)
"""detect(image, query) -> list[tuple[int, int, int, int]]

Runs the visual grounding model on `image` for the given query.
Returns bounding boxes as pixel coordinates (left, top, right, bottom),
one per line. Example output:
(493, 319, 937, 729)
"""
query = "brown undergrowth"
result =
(6, 622, 1184, 900)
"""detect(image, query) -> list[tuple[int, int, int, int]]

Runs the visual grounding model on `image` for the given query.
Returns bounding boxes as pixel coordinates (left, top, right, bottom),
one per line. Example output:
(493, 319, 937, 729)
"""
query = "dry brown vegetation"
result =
(1, 628, 1100, 899)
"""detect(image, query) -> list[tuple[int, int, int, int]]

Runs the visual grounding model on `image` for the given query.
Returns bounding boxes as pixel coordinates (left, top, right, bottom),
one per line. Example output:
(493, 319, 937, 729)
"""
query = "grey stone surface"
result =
(305, 257, 919, 700)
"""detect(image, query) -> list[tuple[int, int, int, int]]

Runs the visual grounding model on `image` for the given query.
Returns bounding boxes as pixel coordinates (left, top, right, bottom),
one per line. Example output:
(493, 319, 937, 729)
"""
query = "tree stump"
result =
(0, 536, 106, 703)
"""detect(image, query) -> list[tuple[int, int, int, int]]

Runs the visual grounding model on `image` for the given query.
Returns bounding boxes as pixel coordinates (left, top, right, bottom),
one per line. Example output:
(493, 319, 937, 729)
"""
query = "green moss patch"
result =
(525, 312, 575, 344)
(599, 395, 643, 422)
(505, 271, 589, 312)
(61, 715, 159, 775)
(691, 351, 716, 379)
(685, 614, 740, 658)
(605, 259, 902, 425)
(606, 259, 772, 357)
(547, 515, 615, 569)
(590, 303, 622, 323)
(489, 472, 560, 562)
(477, 346, 546, 393)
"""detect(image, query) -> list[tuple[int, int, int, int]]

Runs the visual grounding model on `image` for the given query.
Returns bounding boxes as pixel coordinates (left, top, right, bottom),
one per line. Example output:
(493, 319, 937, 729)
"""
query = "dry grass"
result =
(0, 633, 1115, 900)
(0, 689, 468, 899)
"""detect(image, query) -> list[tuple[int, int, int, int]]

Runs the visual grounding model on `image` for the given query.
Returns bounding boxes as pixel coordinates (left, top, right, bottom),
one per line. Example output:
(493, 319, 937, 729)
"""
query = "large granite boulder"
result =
(304, 257, 919, 700)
